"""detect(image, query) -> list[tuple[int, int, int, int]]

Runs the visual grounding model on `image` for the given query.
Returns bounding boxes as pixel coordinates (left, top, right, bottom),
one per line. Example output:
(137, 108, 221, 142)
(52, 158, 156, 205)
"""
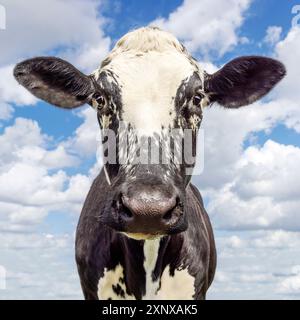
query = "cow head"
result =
(14, 27, 286, 239)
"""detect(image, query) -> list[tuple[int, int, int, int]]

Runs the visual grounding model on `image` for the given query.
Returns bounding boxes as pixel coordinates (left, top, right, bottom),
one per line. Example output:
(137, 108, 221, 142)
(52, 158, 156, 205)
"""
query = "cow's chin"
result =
(122, 232, 163, 241)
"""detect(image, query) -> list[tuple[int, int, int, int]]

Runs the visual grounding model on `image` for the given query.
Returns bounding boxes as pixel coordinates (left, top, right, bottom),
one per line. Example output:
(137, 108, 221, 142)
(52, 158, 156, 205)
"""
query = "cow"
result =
(13, 27, 286, 300)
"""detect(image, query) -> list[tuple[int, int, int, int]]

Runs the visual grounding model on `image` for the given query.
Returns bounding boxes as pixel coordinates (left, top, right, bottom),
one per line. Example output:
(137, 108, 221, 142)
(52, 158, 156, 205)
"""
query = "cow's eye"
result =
(192, 94, 203, 106)
(93, 93, 106, 110)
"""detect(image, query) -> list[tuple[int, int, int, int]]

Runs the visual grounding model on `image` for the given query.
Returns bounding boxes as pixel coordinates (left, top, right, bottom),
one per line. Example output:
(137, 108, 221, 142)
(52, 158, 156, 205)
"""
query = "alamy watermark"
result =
(0, 4, 6, 30)
(95, 122, 205, 176)
(292, 5, 300, 27)
(0, 265, 6, 290)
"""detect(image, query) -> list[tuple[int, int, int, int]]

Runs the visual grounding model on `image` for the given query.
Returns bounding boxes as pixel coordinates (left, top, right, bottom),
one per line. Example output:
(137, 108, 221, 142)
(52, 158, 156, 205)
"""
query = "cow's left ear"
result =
(14, 57, 96, 108)
(205, 56, 286, 108)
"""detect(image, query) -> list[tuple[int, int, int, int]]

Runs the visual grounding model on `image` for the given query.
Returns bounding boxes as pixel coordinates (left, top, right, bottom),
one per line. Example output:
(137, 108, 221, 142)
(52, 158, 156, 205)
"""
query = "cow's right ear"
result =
(14, 57, 96, 109)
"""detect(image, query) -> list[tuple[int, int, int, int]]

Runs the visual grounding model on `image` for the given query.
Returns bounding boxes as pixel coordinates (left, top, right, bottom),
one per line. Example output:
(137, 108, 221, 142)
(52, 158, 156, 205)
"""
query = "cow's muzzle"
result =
(103, 179, 187, 237)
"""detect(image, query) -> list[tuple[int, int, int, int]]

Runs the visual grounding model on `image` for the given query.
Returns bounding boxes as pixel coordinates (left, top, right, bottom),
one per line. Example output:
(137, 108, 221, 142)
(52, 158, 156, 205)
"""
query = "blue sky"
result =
(0, 0, 300, 299)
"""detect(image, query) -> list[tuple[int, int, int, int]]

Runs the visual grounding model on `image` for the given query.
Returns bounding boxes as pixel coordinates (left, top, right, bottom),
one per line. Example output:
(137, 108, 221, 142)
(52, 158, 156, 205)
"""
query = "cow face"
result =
(14, 27, 286, 239)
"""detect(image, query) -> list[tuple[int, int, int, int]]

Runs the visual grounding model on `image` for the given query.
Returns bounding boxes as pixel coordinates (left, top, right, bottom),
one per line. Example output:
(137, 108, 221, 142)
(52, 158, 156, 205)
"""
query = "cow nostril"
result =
(121, 206, 133, 219)
(162, 209, 173, 221)
(118, 195, 133, 220)
(162, 196, 180, 221)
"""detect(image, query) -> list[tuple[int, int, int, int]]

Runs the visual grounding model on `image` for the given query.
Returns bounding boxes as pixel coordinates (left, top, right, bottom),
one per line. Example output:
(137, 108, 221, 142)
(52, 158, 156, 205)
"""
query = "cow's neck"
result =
(119, 234, 184, 299)
(96, 217, 193, 300)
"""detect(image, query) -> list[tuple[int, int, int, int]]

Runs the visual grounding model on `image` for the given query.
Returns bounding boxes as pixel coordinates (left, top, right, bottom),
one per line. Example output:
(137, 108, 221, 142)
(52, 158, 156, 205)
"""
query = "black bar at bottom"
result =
(0, 300, 298, 319)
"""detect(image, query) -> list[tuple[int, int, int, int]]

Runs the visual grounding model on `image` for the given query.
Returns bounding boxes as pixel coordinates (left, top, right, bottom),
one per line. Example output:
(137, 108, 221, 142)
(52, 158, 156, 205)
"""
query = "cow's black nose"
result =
(117, 187, 183, 235)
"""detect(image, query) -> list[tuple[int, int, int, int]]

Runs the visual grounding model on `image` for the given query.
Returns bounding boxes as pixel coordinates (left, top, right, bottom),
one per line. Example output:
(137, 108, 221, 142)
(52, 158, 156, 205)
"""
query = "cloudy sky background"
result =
(0, 0, 300, 299)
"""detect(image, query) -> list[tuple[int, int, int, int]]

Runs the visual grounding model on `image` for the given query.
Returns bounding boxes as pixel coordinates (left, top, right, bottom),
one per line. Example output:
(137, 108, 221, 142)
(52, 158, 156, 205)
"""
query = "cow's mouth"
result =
(122, 232, 162, 241)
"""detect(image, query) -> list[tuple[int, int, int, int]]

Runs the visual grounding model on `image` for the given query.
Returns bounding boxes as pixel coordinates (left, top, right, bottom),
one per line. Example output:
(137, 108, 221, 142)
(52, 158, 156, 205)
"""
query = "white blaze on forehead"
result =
(109, 52, 195, 135)
(98, 27, 200, 136)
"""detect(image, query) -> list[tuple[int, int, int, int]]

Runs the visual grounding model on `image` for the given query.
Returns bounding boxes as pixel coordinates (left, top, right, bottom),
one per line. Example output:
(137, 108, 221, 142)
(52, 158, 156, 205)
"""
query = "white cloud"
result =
(17, 144, 79, 170)
(206, 140, 300, 231)
(234, 141, 300, 202)
(0, 232, 71, 250)
(253, 230, 300, 249)
(0, 102, 14, 121)
(0, 118, 46, 168)
(277, 265, 300, 295)
(0, 232, 82, 299)
(274, 26, 300, 131)
(0, 163, 91, 232)
(0, 117, 79, 171)
(263, 26, 282, 45)
(64, 107, 100, 157)
(0, 0, 112, 136)
(0, 117, 94, 232)
(0, 203, 48, 232)
(0, 65, 37, 107)
(0, 0, 111, 71)
(151, 0, 251, 57)
(194, 98, 292, 190)
(69, 39, 111, 72)
(0, 0, 111, 119)
(208, 230, 300, 299)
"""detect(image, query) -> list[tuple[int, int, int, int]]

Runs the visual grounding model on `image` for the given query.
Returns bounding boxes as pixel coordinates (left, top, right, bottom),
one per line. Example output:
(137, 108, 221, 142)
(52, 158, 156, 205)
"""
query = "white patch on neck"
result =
(143, 238, 161, 299)
(142, 239, 195, 300)
(97, 239, 196, 300)
(156, 266, 195, 300)
(97, 264, 135, 300)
